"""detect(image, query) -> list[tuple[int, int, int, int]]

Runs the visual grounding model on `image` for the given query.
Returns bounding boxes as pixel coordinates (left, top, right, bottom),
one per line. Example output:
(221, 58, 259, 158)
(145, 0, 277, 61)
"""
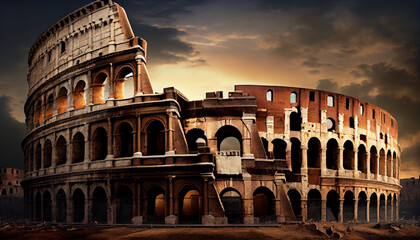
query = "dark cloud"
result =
(308, 70, 320, 74)
(316, 79, 339, 93)
(400, 141, 420, 171)
(301, 57, 333, 68)
(0, 96, 25, 169)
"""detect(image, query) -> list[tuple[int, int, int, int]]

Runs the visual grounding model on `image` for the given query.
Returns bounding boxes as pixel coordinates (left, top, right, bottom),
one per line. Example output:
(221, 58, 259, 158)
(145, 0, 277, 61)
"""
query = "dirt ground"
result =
(0, 222, 419, 240)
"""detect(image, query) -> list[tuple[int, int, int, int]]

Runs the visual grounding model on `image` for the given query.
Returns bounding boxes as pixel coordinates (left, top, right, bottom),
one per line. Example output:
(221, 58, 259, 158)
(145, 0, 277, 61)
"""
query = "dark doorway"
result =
(221, 189, 242, 224)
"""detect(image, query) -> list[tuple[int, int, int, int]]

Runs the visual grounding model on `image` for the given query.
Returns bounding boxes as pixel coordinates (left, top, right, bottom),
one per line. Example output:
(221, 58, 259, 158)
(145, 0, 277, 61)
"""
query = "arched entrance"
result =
(35, 192, 41, 221)
(326, 139, 338, 170)
(216, 125, 242, 155)
(72, 132, 85, 163)
(370, 146, 378, 174)
(146, 186, 166, 223)
(387, 194, 392, 221)
(272, 139, 286, 159)
(343, 141, 354, 170)
(115, 67, 134, 99)
(253, 187, 275, 223)
(43, 191, 52, 222)
(343, 191, 354, 222)
(56, 189, 67, 223)
(115, 122, 134, 158)
(290, 111, 301, 131)
(73, 80, 86, 109)
(370, 193, 378, 222)
(287, 189, 301, 219)
(56, 136, 67, 165)
(92, 127, 107, 160)
(358, 191, 367, 222)
(179, 186, 201, 224)
(326, 190, 339, 221)
(146, 120, 165, 155)
(43, 140, 52, 168)
(116, 186, 133, 224)
(73, 188, 85, 223)
(290, 138, 301, 173)
(92, 72, 109, 104)
(307, 137, 321, 168)
(220, 188, 242, 224)
(307, 189, 321, 221)
(358, 145, 367, 173)
(379, 194, 386, 221)
(92, 187, 108, 224)
(186, 128, 207, 153)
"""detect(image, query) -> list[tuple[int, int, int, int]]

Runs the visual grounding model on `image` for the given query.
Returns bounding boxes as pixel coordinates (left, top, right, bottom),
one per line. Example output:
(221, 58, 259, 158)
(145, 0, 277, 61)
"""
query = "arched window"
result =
(35, 143, 41, 170)
(73, 81, 86, 110)
(56, 136, 67, 165)
(253, 187, 275, 222)
(92, 127, 107, 160)
(115, 122, 134, 157)
(360, 104, 364, 115)
(92, 187, 108, 224)
(327, 95, 334, 107)
(220, 188, 242, 224)
(290, 111, 302, 131)
(290, 138, 301, 173)
(92, 72, 109, 104)
(307, 137, 321, 168)
(43, 140, 52, 168)
(343, 140, 354, 170)
(115, 67, 134, 99)
(216, 125, 242, 154)
(326, 139, 338, 170)
(290, 92, 297, 103)
(370, 146, 378, 174)
(326, 190, 339, 221)
(72, 132, 85, 163)
(349, 117, 355, 128)
(266, 90, 273, 101)
(272, 139, 286, 159)
(45, 94, 54, 119)
(358, 145, 367, 174)
(147, 121, 165, 155)
(186, 128, 207, 153)
(73, 189, 85, 223)
(56, 87, 68, 114)
(345, 98, 350, 110)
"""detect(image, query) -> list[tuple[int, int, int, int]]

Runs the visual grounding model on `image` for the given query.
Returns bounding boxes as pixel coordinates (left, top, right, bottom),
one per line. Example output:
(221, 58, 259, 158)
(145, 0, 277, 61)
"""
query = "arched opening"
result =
(43, 140, 52, 168)
(73, 81, 86, 109)
(343, 140, 354, 170)
(349, 117, 355, 128)
(326, 190, 339, 221)
(290, 92, 297, 103)
(387, 194, 392, 221)
(272, 139, 286, 159)
(370, 146, 378, 174)
(393, 152, 397, 178)
(35, 192, 41, 221)
(45, 94, 54, 119)
(56, 189, 67, 223)
(379, 194, 385, 221)
(179, 186, 201, 224)
(343, 191, 354, 222)
(216, 125, 242, 155)
(290, 138, 301, 173)
(261, 137, 269, 158)
(358, 191, 367, 222)
(387, 150, 392, 177)
(43, 191, 52, 222)
(115, 122, 134, 158)
(116, 186, 133, 224)
(326, 139, 338, 170)
(307, 137, 321, 168)
(307, 189, 321, 221)
(370, 193, 378, 222)
(379, 149, 385, 175)
(73, 188, 85, 223)
(34, 101, 42, 125)
(72, 132, 85, 163)
(358, 145, 367, 173)
(220, 188, 242, 224)
(290, 111, 301, 131)
(287, 189, 301, 219)
(56, 87, 68, 115)
(266, 90, 273, 101)
(115, 67, 134, 99)
(393, 193, 397, 221)
(92, 72, 109, 104)
(146, 186, 166, 224)
(327, 95, 334, 107)
(92, 187, 108, 224)
(92, 127, 107, 160)
(56, 136, 67, 166)
(253, 187, 275, 223)
(35, 143, 41, 170)
(146, 120, 165, 155)
(186, 128, 207, 153)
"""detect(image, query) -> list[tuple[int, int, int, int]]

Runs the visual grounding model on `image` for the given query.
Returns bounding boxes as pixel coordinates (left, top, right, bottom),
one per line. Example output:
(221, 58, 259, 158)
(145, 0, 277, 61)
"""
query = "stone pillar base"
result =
(131, 216, 143, 225)
(165, 215, 178, 224)
(243, 217, 255, 225)
(214, 217, 228, 225)
(277, 215, 286, 223)
(133, 152, 143, 156)
(202, 215, 215, 225)
(165, 151, 176, 156)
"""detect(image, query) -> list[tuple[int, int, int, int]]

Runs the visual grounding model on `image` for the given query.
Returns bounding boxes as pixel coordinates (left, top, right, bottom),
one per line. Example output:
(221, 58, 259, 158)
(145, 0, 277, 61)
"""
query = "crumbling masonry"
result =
(22, 0, 401, 225)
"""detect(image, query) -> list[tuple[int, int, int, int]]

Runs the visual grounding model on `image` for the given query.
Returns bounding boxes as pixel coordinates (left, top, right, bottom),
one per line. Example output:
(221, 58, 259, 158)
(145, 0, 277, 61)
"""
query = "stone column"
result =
(66, 196, 72, 223)
(301, 146, 308, 174)
(338, 147, 344, 171)
(366, 199, 370, 222)
(106, 119, 113, 159)
(321, 199, 327, 221)
(165, 176, 177, 224)
(376, 197, 380, 223)
(338, 199, 344, 222)
(390, 197, 394, 221)
(321, 148, 327, 175)
(354, 199, 358, 221)
(354, 148, 358, 171)
(166, 111, 174, 154)
(301, 199, 308, 222)
(384, 197, 388, 221)
(134, 115, 142, 155)
(86, 71, 93, 106)
(396, 196, 399, 220)
(366, 151, 371, 179)
(376, 154, 380, 180)
(52, 192, 57, 223)
(203, 179, 209, 215)
(85, 189, 90, 223)
(108, 63, 115, 100)
(52, 143, 57, 167)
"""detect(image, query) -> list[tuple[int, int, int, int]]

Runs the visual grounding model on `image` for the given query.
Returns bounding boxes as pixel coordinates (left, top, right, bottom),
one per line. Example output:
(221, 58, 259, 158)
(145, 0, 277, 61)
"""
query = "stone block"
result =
(214, 217, 228, 225)
(201, 215, 215, 225)
(131, 216, 143, 225)
(243, 217, 255, 225)
(165, 215, 178, 224)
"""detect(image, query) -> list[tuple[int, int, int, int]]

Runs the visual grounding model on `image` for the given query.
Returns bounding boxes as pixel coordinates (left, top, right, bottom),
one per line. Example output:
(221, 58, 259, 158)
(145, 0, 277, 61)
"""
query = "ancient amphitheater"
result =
(22, 0, 401, 225)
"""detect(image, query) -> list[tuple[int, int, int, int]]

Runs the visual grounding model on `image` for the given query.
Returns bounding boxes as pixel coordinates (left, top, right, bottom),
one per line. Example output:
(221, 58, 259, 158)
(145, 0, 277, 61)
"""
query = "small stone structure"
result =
(400, 176, 420, 219)
(0, 168, 24, 219)
(22, 0, 401, 225)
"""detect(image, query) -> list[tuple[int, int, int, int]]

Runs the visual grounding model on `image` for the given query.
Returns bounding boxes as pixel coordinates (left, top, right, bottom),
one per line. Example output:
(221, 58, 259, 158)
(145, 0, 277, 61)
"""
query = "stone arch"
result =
(179, 185, 201, 224)
(272, 139, 286, 159)
(253, 186, 275, 223)
(92, 71, 109, 104)
(146, 186, 166, 223)
(287, 189, 301, 219)
(358, 191, 368, 222)
(379, 149, 386, 175)
(146, 120, 166, 155)
(326, 190, 339, 221)
(387, 193, 392, 221)
(43, 139, 52, 168)
(43, 190, 52, 222)
(215, 125, 242, 154)
(386, 150, 392, 177)
(72, 132, 85, 163)
(343, 140, 354, 170)
(56, 189, 67, 223)
(115, 66, 135, 99)
(370, 192, 378, 222)
(73, 188, 85, 223)
(326, 139, 339, 170)
(307, 137, 321, 168)
(73, 80, 86, 109)
(307, 189, 321, 221)
(57, 87, 68, 114)
(92, 127, 107, 160)
(92, 186, 108, 224)
(35, 142, 41, 170)
(115, 122, 134, 158)
(290, 138, 301, 173)
(56, 135, 67, 166)
(115, 185, 134, 224)
(45, 94, 54, 119)
(358, 144, 367, 173)
(379, 194, 386, 221)
(220, 188, 243, 224)
(343, 191, 354, 222)
(186, 128, 207, 153)
(290, 110, 301, 131)
(370, 146, 378, 174)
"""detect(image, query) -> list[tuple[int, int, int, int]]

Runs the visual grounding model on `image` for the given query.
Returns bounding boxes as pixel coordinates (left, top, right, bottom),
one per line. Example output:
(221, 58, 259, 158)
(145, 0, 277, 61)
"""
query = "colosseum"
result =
(22, 0, 401, 225)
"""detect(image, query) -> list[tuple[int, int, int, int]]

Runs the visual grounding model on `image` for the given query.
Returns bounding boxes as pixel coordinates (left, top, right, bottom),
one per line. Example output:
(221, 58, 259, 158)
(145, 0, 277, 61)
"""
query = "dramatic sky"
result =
(0, 0, 418, 178)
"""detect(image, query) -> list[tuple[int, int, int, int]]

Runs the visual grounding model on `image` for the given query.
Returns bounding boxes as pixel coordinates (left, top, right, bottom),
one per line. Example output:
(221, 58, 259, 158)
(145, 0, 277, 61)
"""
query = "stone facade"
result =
(400, 176, 420, 219)
(22, 0, 401, 225)
(0, 168, 24, 219)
